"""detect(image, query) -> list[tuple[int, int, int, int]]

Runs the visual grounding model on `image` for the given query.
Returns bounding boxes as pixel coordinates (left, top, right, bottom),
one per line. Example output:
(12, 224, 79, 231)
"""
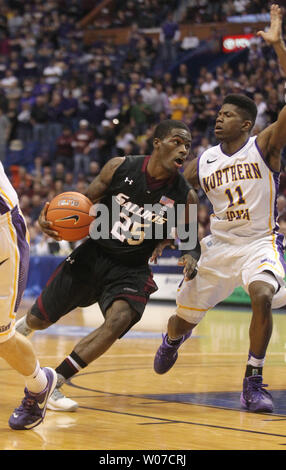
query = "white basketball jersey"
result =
(0, 161, 19, 213)
(198, 136, 279, 243)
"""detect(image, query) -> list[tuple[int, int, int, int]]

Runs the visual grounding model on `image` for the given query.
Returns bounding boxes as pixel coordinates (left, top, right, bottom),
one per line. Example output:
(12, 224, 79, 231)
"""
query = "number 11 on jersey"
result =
(225, 185, 246, 207)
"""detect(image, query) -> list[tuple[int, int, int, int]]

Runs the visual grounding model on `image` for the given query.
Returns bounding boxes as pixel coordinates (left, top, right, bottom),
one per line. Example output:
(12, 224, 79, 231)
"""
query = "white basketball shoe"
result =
(47, 387, 78, 412)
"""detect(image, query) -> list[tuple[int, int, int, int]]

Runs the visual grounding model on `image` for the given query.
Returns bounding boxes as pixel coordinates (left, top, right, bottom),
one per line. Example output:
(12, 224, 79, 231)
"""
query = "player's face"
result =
(214, 104, 248, 142)
(156, 128, 192, 173)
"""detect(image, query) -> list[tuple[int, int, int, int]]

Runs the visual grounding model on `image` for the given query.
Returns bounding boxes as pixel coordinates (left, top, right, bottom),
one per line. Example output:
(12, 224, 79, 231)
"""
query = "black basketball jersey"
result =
(90, 155, 191, 266)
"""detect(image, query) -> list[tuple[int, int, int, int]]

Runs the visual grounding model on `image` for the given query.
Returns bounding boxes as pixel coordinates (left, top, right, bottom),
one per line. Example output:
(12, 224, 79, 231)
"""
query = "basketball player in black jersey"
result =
(16, 119, 200, 411)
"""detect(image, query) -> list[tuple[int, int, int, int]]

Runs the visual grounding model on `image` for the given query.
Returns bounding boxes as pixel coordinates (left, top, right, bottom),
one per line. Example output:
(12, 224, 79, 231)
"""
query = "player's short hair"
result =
(223, 94, 257, 128)
(154, 119, 191, 140)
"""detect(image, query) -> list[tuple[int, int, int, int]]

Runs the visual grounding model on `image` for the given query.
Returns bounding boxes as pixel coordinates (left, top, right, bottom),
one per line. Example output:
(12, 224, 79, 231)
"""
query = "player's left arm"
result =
(257, 4, 286, 74)
(177, 188, 200, 280)
(150, 189, 200, 280)
(256, 4, 286, 171)
(256, 105, 286, 172)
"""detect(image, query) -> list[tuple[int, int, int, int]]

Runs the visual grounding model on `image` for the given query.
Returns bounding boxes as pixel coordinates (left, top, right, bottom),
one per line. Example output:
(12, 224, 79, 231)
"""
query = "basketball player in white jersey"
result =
(154, 4, 286, 412)
(0, 161, 57, 429)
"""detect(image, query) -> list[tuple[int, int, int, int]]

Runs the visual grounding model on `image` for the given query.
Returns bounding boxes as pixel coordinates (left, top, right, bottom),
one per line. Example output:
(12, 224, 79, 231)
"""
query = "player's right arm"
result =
(177, 187, 200, 280)
(85, 157, 125, 203)
(150, 188, 200, 280)
(38, 157, 125, 240)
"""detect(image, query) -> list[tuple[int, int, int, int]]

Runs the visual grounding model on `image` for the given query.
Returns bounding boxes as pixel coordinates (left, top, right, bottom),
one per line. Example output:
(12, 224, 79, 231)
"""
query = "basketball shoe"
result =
(47, 387, 78, 412)
(240, 375, 274, 413)
(9, 367, 57, 430)
(154, 332, 191, 374)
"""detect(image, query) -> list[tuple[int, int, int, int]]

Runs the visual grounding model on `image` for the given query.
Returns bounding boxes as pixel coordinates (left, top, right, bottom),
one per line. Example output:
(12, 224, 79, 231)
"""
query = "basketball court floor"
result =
(0, 298, 286, 451)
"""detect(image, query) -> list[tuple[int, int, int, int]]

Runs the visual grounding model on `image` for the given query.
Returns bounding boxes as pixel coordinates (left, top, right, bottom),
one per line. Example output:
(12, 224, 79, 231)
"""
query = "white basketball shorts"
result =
(176, 233, 286, 325)
(0, 207, 29, 343)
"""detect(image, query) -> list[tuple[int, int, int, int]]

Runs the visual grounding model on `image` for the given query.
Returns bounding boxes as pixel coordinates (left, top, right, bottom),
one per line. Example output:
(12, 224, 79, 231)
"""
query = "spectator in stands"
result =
(105, 94, 121, 122)
(86, 160, 100, 184)
(96, 119, 117, 167)
(200, 72, 218, 96)
(117, 94, 132, 128)
(17, 101, 33, 144)
(129, 93, 153, 136)
(30, 94, 50, 151)
(170, 86, 189, 121)
(30, 193, 44, 223)
(116, 126, 136, 157)
(182, 103, 199, 131)
(72, 119, 94, 181)
(47, 91, 64, 142)
(174, 63, 190, 88)
(253, 92, 268, 132)
(153, 82, 170, 116)
(19, 193, 32, 219)
(61, 90, 79, 131)
(161, 72, 173, 89)
(22, 52, 39, 79)
(189, 87, 207, 114)
(196, 136, 211, 158)
(140, 78, 158, 109)
(0, 105, 10, 161)
(0, 68, 19, 99)
(54, 179, 65, 195)
(159, 12, 181, 64)
(63, 171, 76, 192)
(54, 126, 74, 171)
(88, 88, 108, 127)
(43, 58, 64, 85)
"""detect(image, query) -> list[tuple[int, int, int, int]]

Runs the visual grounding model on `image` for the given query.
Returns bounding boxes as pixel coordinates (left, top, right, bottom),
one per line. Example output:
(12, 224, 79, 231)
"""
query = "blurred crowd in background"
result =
(1, 0, 286, 256)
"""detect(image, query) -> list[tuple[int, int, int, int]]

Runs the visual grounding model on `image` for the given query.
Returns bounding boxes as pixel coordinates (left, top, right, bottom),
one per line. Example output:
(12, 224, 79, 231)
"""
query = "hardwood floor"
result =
(1, 299, 286, 451)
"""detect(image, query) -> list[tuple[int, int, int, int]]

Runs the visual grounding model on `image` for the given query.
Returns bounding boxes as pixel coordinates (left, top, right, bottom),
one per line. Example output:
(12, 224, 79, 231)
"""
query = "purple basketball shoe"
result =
(9, 367, 57, 430)
(154, 332, 191, 374)
(240, 375, 274, 413)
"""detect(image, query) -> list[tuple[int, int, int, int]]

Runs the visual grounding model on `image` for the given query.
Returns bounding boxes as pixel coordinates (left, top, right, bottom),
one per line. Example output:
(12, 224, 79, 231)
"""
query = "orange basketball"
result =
(46, 192, 94, 242)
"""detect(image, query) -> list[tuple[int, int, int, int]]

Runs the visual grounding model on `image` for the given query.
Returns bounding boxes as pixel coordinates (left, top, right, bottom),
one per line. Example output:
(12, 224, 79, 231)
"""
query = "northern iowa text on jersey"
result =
(202, 162, 262, 193)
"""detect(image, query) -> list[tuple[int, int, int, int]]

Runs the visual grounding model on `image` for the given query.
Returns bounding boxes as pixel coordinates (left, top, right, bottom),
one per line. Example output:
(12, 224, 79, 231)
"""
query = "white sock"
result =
(25, 361, 48, 394)
(56, 373, 65, 388)
(15, 315, 33, 336)
(247, 353, 265, 368)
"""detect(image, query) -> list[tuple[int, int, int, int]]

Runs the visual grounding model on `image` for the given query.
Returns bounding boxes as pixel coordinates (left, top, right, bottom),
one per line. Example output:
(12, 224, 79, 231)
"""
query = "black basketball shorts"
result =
(30, 241, 158, 335)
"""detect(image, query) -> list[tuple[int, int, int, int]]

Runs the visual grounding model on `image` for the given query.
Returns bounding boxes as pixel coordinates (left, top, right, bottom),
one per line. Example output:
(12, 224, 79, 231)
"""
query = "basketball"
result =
(46, 192, 94, 242)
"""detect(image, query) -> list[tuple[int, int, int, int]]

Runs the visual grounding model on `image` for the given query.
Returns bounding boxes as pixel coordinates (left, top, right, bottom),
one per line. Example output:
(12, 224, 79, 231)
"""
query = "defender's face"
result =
(214, 104, 248, 142)
(155, 128, 192, 173)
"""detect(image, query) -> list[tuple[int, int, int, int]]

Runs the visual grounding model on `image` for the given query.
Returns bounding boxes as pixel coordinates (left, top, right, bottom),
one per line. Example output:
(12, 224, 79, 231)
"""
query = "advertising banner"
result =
(222, 34, 254, 53)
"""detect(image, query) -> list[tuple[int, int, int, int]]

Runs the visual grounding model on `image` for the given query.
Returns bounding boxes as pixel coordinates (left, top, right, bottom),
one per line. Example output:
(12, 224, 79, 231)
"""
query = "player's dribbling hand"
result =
(178, 254, 198, 281)
(37, 202, 62, 241)
(150, 239, 175, 264)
